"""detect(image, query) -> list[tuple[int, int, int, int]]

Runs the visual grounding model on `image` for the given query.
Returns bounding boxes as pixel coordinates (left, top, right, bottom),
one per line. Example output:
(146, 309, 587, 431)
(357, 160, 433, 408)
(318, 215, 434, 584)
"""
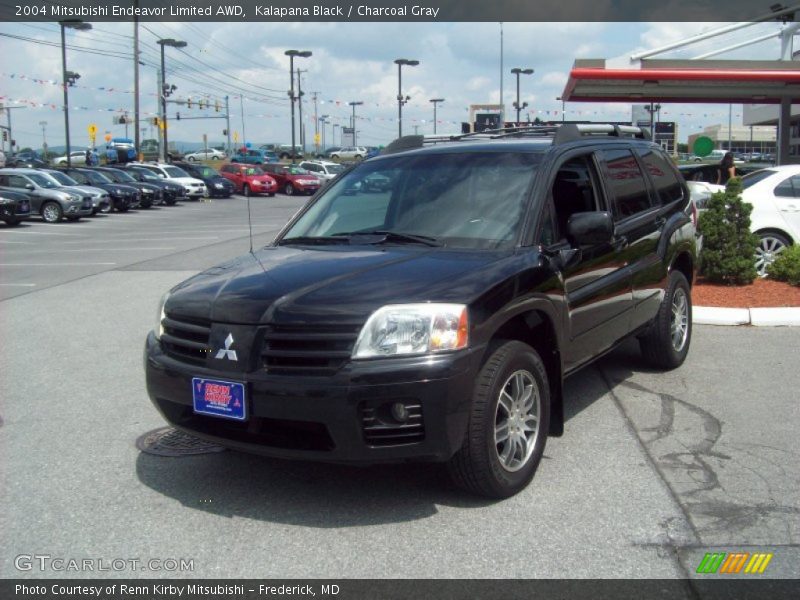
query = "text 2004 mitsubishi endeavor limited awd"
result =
(145, 124, 697, 498)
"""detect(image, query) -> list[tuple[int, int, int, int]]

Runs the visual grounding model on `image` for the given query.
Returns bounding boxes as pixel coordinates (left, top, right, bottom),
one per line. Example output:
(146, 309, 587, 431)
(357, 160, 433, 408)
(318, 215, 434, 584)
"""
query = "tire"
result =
(100, 203, 112, 214)
(284, 183, 295, 196)
(639, 270, 692, 369)
(447, 341, 550, 498)
(755, 231, 791, 278)
(187, 156, 196, 162)
(41, 201, 63, 223)
(211, 156, 220, 161)
(354, 154, 363, 160)
(330, 154, 340, 160)
(243, 184, 251, 197)
(269, 193, 276, 197)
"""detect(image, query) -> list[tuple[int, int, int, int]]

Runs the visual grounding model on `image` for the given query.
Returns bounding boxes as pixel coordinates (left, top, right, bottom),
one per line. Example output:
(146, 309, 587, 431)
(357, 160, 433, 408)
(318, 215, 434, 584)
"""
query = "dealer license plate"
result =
(192, 378, 247, 421)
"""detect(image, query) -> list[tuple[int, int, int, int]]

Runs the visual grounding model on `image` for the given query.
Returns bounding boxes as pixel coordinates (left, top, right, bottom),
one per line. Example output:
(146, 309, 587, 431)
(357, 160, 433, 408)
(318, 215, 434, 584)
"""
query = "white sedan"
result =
(184, 148, 226, 161)
(52, 150, 90, 166)
(690, 165, 800, 276)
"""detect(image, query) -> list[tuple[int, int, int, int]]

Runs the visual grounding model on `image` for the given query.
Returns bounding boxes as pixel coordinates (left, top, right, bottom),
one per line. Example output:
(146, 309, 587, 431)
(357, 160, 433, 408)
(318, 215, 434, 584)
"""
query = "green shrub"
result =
(767, 243, 800, 286)
(698, 178, 759, 285)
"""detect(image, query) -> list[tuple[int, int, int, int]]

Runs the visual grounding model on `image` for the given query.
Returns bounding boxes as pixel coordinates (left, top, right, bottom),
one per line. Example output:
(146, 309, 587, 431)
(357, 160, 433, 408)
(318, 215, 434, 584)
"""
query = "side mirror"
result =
(566, 211, 614, 246)
(25, 183, 35, 190)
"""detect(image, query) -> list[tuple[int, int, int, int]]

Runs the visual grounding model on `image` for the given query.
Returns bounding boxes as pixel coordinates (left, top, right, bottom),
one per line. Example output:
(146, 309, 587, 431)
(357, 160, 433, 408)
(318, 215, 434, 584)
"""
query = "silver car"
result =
(0, 168, 93, 222)
(39, 168, 111, 214)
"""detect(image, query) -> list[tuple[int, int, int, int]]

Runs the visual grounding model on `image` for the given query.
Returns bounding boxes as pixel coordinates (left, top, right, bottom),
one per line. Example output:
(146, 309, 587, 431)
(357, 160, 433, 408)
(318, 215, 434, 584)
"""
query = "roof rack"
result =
(381, 123, 651, 155)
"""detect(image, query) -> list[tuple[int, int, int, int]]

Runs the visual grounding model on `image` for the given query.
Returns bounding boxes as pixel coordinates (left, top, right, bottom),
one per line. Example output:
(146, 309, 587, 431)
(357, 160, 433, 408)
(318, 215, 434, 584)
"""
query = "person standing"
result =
(716, 152, 736, 185)
(85, 148, 93, 166)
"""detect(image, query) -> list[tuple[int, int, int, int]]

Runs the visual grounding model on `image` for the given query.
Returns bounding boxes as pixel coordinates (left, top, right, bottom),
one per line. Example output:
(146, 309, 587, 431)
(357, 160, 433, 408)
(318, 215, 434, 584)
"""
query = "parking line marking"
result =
(0, 230, 86, 236)
(16, 248, 176, 253)
(0, 240, 32, 244)
(60, 238, 218, 243)
(0, 262, 117, 266)
(0, 283, 36, 287)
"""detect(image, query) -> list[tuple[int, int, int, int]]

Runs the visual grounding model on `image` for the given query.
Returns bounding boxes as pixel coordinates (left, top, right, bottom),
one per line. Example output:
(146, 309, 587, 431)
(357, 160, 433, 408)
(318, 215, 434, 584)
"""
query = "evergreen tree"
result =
(698, 178, 759, 284)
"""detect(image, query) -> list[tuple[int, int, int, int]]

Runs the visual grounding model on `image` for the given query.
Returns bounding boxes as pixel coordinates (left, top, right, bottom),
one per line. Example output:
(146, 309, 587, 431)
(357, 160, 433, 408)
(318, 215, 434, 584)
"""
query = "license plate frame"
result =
(192, 377, 247, 421)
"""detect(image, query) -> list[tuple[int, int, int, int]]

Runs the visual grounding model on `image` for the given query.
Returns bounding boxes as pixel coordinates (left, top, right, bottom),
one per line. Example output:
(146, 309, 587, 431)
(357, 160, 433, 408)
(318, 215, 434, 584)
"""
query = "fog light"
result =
(391, 402, 409, 423)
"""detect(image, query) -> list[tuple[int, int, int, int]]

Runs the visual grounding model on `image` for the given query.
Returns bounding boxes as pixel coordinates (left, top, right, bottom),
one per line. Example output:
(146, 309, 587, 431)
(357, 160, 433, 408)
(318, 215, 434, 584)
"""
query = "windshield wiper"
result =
(277, 235, 351, 246)
(335, 230, 442, 247)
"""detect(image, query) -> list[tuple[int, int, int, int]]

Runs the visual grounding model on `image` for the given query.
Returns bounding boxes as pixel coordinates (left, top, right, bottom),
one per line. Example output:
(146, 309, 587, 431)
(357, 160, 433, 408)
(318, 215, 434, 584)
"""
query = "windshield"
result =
(282, 151, 541, 250)
(287, 167, 309, 175)
(83, 170, 113, 184)
(198, 166, 219, 178)
(28, 173, 59, 188)
(740, 169, 776, 190)
(129, 167, 159, 181)
(105, 169, 137, 183)
(244, 167, 264, 176)
(46, 171, 78, 186)
(326, 164, 345, 174)
(164, 166, 190, 178)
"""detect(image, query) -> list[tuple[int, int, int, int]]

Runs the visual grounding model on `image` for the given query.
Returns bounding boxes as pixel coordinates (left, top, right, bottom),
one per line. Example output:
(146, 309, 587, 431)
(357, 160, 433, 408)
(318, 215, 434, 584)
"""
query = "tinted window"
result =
(551, 155, 601, 240)
(600, 149, 653, 219)
(774, 175, 800, 198)
(638, 149, 683, 205)
(741, 169, 776, 189)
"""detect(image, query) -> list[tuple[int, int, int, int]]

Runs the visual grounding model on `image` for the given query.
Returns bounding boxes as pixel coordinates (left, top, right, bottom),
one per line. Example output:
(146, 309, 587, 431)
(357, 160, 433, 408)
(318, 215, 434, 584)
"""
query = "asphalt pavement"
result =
(1, 195, 797, 581)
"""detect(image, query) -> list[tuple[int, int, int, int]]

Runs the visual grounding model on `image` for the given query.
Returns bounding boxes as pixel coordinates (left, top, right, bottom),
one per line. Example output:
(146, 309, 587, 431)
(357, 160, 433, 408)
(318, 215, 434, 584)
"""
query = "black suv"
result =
(145, 125, 697, 498)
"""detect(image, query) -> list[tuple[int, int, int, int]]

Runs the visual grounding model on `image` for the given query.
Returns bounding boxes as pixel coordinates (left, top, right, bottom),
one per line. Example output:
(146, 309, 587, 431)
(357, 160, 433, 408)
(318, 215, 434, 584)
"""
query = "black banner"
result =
(1, 0, 797, 22)
(3, 579, 800, 600)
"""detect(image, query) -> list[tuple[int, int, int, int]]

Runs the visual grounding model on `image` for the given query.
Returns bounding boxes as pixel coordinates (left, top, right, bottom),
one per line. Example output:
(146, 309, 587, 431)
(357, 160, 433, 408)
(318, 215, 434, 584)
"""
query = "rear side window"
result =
(599, 149, 653, 219)
(638, 149, 683, 205)
(774, 175, 800, 198)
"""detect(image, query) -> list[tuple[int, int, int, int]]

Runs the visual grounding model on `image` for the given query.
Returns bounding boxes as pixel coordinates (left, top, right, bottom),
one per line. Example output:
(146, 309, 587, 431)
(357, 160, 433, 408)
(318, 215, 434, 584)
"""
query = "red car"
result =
(219, 164, 278, 196)
(262, 163, 322, 196)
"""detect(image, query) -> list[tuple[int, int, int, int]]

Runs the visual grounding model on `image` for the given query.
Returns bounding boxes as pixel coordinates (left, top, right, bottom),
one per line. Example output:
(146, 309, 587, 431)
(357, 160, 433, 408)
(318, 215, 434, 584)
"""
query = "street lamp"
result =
(348, 101, 363, 146)
(511, 68, 534, 125)
(394, 58, 419, 137)
(39, 121, 48, 160)
(157, 38, 187, 162)
(319, 114, 329, 149)
(60, 20, 92, 167)
(285, 50, 312, 163)
(429, 98, 444, 135)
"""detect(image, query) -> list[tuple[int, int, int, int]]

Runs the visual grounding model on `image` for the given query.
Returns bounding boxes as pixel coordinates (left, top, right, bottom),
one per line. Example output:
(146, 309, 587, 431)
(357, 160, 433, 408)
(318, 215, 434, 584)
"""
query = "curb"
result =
(694, 306, 800, 326)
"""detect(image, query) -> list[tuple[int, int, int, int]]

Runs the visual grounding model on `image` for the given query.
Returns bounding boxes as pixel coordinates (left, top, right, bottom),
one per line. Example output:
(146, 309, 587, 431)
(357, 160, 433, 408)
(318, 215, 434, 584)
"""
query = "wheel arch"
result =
(754, 227, 795, 245)
(670, 250, 695, 288)
(485, 308, 564, 437)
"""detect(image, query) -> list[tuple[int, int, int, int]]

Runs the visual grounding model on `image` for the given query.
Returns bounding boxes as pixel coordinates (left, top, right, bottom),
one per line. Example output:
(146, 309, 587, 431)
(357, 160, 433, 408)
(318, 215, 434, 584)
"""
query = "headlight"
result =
(154, 292, 169, 340)
(115, 188, 123, 195)
(352, 303, 468, 359)
(214, 183, 223, 189)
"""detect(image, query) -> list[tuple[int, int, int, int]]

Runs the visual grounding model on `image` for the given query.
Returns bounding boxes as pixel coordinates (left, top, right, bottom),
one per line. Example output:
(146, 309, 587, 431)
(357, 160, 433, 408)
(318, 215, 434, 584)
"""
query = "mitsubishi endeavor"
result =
(145, 124, 697, 498)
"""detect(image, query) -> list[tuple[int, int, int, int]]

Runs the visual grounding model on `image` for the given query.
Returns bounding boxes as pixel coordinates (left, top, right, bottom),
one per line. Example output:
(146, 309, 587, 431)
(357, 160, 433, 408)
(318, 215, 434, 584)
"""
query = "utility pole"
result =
(156, 70, 163, 155)
(239, 95, 246, 148)
(297, 68, 306, 153)
(133, 10, 140, 156)
(225, 95, 231, 155)
(499, 22, 504, 119)
(1, 105, 26, 154)
(311, 91, 320, 155)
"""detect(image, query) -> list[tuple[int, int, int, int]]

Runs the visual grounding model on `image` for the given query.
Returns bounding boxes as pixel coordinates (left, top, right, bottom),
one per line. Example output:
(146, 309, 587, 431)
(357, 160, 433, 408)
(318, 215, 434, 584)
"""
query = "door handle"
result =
(612, 235, 628, 250)
(655, 216, 666, 227)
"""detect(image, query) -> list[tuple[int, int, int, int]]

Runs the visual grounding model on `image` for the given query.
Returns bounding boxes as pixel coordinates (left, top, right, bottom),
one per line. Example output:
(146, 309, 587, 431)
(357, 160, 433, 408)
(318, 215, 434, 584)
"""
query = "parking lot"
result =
(1, 194, 798, 581)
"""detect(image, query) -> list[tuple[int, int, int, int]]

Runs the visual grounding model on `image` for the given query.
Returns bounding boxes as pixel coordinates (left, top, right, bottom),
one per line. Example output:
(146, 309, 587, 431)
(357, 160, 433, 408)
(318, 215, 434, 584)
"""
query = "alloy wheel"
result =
(494, 370, 541, 472)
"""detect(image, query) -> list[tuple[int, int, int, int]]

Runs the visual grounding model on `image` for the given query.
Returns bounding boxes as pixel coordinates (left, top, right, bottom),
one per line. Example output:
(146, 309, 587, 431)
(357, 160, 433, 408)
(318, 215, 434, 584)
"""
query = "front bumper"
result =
(144, 331, 479, 464)
(0, 200, 31, 222)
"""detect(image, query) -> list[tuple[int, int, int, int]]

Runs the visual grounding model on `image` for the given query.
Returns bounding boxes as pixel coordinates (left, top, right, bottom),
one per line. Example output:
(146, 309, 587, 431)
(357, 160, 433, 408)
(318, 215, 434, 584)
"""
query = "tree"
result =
(698, 177, 758, 284)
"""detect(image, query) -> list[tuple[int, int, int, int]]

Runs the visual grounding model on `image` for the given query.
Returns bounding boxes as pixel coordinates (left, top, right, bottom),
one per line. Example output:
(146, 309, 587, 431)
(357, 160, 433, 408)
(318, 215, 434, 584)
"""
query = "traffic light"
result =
(176, 112, 181, 120)
(223, 129, 228, 136)
(2, 130, 7, 142)
(214, 100, 220, 112)
(198, 99, 205, 110)
(187, 97, 193, 109)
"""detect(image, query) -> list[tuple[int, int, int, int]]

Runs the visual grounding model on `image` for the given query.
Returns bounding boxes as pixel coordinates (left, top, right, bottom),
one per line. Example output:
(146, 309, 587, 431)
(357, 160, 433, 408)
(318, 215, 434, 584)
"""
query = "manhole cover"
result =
(136, 426, 227, 457)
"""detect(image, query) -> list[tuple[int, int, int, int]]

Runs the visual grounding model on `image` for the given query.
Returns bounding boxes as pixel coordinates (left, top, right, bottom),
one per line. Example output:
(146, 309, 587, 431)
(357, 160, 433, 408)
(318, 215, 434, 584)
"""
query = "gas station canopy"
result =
(562, 59, 800, 104)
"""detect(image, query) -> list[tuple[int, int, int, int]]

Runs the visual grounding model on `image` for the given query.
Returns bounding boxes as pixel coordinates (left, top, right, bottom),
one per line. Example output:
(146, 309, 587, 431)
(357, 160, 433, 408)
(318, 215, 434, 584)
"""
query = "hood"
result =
(63, 185, 108, 197)
(166, 245, 514, 325)
(168, 177, 205, 186)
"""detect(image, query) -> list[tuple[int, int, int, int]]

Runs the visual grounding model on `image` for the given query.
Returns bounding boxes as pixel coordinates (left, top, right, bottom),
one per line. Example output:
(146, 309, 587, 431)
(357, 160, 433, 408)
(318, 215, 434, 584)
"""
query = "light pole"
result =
(60, 20, 92, 167)
(557, 96, 565, 122)
(157, 38, 187, 162)
(511, 68, 534, 125)
(429, 98, 444, 134)
(319, 115, 329, 150)
(349, 101, 363, 146)
(333, 123, 340, 146)
(39, 121, 48, 159)
(394, 58, 419, 137)
(285, 50, 312, 164)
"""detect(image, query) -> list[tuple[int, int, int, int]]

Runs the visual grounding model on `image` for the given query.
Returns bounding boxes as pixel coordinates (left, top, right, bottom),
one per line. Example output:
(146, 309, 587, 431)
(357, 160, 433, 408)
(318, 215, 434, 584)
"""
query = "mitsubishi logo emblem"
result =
(215, 333, 238, 361)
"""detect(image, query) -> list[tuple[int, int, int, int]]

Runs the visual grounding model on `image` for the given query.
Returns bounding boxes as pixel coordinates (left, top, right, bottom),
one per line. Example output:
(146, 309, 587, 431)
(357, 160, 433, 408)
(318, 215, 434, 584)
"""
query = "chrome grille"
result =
(160, 315, 211, 365)
(261, 323, 361, 376)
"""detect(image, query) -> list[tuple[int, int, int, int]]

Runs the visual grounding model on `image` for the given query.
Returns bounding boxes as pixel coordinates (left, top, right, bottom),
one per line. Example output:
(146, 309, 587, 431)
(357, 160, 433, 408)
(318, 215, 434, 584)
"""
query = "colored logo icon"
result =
(696, 552, 773, 574)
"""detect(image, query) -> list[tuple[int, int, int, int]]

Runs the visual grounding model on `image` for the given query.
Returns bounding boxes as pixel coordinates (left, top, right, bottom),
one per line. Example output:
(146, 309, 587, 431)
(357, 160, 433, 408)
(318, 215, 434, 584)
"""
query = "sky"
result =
(0, 20, 792, 152)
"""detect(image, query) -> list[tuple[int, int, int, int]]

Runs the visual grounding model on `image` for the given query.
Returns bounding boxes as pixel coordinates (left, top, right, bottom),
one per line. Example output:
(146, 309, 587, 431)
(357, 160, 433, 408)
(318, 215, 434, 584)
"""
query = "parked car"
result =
(118, 165, 184, 205)
(230, 149, 277, 165)
(739, 166, 800, 276)
(39, 168, 111, 214)
(0, 168, 94, 222)
(128, 162, 207, 200)
(678, 163, 759, 187)
(0, 187, 32, 226)
(91, 166, 163, 208)
(104, 138, 137, 164)
(6, 155, 48, 168)
(298, 160, 346, 182)
(184, 148, 226, 162)
(173, 162, 234, 198)
(261, 163, 321, 195)
(52, 150, 95, 166)
(328, 146, 368, 161)
(320, 146, 341, 159)
(58, 167, 140, 212)
(144, 124, 697, 498)
(218, 163, 277, 196)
